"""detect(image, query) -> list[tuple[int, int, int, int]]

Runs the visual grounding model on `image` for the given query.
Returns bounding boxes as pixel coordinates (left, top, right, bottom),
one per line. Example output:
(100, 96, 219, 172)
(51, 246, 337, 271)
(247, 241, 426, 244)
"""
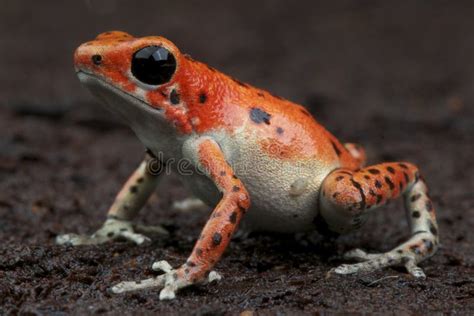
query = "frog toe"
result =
(404, 257, 426, 279)
(205, 271, 222, 284)
(152, 260, 173, 272)
(55, 233, 82, 245)
(333, 251, 399, 275)
(342, 248, 383, 262)
(111, 276, 166, 294)
(112, 261, 192, 300)
(56, 218, 155, 246)
(333, 262, 367, 275)
(334, 249, 428, 279)
(117, 230, 151, 245)
(133, 223, 169, 235)
(152, 260, 221, 286)
(55, 233, 106, 246)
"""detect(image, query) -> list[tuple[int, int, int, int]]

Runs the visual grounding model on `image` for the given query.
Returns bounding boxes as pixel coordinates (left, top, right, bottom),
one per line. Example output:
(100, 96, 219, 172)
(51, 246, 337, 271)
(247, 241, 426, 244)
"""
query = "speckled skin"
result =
(57, 31, 440, 299)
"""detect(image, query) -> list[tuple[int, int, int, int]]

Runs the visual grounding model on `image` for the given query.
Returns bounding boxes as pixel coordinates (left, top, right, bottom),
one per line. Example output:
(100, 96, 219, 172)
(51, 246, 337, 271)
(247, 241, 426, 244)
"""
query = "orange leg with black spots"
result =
(320, 162, 439, 278)
(181, 139, 250, 282)
(112, 138, 250, 299)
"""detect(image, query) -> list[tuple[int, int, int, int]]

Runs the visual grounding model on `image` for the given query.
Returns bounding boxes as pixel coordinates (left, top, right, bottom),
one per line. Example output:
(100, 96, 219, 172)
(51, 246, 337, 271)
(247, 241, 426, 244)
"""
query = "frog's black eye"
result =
(131, 46, 176, 85)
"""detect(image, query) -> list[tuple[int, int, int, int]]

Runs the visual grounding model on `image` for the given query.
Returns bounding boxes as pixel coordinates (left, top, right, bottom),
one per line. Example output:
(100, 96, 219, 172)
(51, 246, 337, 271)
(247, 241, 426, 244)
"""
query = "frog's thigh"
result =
(319, 162, 439, 278)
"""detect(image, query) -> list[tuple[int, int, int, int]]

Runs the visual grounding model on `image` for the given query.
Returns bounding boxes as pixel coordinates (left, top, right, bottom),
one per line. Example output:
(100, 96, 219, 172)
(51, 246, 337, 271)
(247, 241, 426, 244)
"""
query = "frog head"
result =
(74, 31, 194, 134)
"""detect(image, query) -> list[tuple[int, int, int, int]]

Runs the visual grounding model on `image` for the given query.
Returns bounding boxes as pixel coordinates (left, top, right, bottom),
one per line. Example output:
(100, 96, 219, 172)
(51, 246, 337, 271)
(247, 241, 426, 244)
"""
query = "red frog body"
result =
(57, 31, 439, 299)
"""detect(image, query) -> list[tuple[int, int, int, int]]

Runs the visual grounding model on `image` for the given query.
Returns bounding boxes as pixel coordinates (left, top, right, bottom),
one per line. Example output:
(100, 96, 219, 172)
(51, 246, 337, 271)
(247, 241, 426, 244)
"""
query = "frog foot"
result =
(55, 218, 167, 246)
(172, 197, 208, 212)
(332, 248, 426, 279)
(111, 260, 222, 300)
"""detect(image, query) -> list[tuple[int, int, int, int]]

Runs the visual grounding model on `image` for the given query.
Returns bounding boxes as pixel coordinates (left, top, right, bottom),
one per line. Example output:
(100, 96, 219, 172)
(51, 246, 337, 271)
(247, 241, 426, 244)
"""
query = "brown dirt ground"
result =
(1, 1, 473, 315)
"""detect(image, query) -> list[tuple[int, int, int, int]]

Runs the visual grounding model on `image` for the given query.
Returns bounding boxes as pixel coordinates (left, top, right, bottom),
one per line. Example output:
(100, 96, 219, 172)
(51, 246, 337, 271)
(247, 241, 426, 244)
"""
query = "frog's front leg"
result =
(111, 138, 250, 299)
(320, 162, 439, 278)
(56, 154, 167, 246)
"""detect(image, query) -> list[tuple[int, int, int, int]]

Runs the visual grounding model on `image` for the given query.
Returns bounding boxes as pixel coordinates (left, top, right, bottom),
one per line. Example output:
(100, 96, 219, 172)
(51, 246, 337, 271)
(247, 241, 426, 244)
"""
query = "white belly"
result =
(182, 133, 336, 233)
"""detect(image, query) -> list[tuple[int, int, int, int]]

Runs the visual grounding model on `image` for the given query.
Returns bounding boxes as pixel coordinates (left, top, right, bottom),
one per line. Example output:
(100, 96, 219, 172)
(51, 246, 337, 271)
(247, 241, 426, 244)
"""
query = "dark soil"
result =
(1, 1, 473, 315)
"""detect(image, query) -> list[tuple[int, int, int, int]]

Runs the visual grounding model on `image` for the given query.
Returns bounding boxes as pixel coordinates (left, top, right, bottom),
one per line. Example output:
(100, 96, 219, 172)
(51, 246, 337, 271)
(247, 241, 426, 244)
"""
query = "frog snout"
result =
(74, 31, 134, 71)
(73, 43, 100, 72)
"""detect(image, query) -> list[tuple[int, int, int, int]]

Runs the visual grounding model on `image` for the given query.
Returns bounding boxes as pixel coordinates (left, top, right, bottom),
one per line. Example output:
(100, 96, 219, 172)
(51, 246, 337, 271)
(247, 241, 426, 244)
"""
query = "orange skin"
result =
(183, 139, 250, 281)
(75, 31, 358, 168)
(71, 31, 439, 297)
(74, 31, 358, 281)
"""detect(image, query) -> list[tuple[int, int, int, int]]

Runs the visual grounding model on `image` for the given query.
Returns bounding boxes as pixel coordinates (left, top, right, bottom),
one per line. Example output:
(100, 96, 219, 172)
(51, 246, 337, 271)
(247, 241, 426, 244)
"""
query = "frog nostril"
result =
(92, 54, 102, 65)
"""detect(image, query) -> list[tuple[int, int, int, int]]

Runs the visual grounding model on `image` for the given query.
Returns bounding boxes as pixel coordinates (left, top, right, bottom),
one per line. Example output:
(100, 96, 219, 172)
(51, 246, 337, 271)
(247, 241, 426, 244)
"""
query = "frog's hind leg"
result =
(319, 162, 439, 278)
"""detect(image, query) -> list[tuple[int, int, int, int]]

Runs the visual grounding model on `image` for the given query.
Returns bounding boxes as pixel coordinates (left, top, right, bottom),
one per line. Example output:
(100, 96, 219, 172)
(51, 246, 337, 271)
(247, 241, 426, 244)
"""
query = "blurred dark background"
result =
(0, 1, 473, 314)
(2, 1, 473, 126)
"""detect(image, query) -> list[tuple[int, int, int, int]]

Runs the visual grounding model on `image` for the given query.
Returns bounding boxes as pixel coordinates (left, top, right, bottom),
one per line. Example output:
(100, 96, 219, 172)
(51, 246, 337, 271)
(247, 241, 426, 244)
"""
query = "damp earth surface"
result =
(0, 1, 473, 314)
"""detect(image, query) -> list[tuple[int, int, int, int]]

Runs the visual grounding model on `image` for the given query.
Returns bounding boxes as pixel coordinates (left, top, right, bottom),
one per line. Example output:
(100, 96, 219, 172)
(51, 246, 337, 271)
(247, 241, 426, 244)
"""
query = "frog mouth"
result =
(76, 71, 165, 118)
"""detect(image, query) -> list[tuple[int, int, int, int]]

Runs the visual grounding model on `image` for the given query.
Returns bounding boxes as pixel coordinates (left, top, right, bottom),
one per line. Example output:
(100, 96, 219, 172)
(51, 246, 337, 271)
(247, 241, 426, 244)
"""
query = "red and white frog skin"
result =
(57, 31, 440, 300)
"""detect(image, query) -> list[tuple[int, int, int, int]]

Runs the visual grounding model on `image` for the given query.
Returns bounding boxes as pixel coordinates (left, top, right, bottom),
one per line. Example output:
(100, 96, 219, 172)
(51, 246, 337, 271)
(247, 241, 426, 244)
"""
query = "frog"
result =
(56, 31, 440, 300)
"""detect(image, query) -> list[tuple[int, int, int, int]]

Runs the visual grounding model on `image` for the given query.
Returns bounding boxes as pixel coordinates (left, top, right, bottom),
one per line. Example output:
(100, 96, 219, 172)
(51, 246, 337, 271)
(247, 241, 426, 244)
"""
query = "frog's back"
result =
(179, 56, 358, 169)
(177, 59, 361, 232)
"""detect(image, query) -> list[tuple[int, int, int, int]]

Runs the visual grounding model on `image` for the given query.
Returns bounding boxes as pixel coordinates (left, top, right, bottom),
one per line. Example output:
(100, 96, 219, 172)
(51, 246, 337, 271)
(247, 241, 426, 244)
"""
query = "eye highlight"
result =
(131, 46, 176, 85)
